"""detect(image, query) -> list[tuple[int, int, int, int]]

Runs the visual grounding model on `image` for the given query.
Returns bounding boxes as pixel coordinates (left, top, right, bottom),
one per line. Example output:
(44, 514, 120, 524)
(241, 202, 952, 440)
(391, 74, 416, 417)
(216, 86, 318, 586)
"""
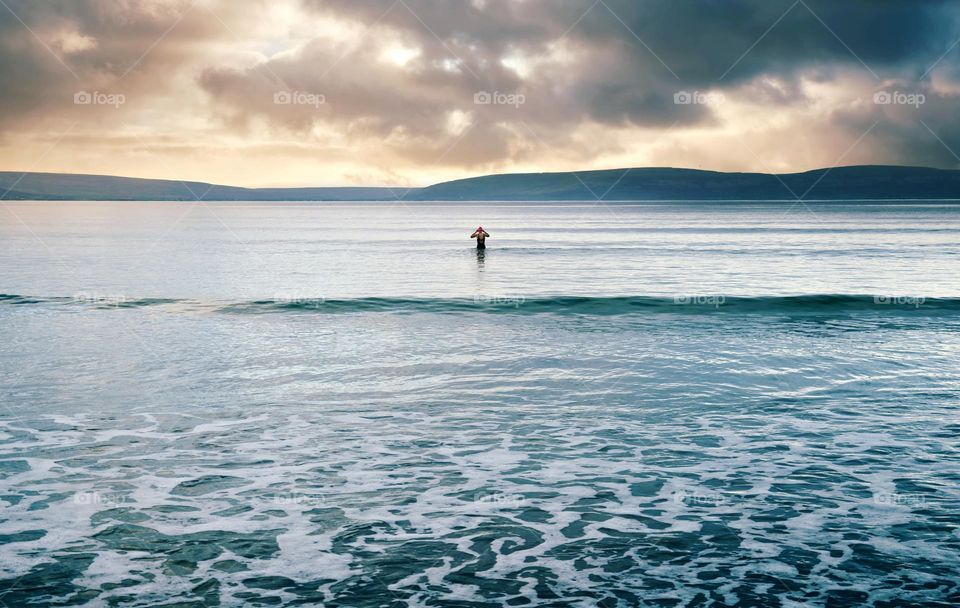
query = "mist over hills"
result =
(2, 166, 959, 202)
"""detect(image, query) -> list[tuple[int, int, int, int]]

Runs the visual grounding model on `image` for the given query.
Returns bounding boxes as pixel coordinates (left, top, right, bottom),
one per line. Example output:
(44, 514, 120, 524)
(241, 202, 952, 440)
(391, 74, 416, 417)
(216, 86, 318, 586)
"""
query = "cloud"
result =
(0, 0, 958, 185)
(833, 79, 960, 169)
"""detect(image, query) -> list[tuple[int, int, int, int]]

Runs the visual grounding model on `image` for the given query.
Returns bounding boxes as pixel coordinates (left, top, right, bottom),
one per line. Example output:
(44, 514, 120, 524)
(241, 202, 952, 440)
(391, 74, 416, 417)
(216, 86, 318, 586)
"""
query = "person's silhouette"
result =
(470, 226, 490, 249)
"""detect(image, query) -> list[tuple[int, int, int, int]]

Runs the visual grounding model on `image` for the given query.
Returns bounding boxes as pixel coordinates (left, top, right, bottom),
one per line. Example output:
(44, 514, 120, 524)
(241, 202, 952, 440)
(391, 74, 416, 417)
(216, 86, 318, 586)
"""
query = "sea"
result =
(0, 200, 958, 607)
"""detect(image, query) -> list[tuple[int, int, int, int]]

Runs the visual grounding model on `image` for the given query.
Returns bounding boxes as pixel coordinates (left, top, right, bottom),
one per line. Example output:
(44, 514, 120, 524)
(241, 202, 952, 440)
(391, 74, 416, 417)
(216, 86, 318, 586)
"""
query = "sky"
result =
(0, 0, 959, 188)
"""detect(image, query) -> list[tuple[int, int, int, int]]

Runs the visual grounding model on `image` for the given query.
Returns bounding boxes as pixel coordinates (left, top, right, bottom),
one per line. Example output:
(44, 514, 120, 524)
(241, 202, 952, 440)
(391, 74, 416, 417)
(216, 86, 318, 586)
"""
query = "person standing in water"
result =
(471, 226, 490, 249)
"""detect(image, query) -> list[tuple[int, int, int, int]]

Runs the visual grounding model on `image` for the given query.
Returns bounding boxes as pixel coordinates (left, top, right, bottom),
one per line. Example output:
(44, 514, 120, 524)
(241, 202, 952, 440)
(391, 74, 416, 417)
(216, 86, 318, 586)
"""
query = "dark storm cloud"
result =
(298, 1, 958, 99)
(582, 0, 956, 80)
(190, 0, 960, 168)
(307, 0, 955, 80)
(831, 80, 960, 169)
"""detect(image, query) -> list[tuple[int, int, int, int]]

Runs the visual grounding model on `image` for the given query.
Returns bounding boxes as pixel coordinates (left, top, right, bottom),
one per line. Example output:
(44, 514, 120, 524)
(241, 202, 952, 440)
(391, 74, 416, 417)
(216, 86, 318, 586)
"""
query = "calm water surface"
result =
(0, 201, 958, 607)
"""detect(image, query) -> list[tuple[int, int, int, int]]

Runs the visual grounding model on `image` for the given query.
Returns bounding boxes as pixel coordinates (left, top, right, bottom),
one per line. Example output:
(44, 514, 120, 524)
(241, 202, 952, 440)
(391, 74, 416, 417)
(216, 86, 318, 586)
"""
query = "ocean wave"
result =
(2, 293, 957, 315)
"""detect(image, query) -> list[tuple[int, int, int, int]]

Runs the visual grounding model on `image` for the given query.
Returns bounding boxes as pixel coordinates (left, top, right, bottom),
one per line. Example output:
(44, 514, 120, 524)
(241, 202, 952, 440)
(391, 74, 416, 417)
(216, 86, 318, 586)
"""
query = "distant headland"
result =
(2, 165, 960, 202)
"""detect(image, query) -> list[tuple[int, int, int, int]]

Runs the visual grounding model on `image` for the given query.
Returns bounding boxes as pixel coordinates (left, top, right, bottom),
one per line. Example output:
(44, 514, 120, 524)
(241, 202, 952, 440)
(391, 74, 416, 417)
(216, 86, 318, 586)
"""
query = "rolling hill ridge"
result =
(2, 165, 959, 201)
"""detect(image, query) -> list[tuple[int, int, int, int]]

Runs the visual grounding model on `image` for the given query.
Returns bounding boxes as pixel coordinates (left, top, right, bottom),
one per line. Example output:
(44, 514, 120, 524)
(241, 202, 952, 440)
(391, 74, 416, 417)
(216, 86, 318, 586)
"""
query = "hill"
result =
(0, 172, 411, 201)
(2, 166, 960, 201)
(408, 166, 960, 201)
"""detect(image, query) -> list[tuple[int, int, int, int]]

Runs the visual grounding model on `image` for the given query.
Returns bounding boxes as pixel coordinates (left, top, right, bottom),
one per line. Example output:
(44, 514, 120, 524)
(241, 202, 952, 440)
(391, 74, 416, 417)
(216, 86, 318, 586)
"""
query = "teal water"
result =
(0, 201, 959, 607)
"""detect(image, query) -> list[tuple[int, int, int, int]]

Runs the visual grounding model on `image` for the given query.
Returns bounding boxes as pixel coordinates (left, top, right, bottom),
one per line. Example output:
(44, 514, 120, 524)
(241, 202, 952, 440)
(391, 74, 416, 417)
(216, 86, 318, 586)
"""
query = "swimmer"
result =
(470, 226, 490, 249)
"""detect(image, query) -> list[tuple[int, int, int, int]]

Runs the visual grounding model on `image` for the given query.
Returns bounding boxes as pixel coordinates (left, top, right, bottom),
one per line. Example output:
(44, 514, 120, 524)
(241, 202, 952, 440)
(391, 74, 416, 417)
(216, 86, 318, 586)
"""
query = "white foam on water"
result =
(2, 360, 959, 606)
